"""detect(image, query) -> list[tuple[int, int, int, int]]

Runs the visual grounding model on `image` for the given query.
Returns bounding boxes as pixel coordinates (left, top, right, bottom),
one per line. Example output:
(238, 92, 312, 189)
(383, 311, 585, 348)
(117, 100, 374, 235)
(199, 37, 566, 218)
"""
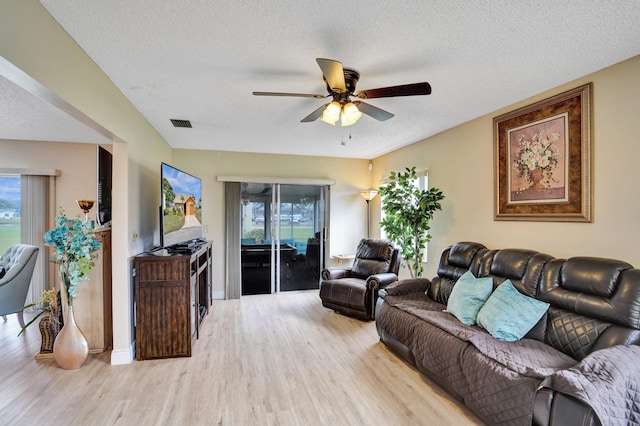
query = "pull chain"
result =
(340, 128, 352, 146)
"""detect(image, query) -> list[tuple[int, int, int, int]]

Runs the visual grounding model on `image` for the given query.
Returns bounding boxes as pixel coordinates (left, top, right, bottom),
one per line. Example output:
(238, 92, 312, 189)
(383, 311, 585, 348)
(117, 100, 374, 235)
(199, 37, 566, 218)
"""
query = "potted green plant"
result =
(379, 166, 445, 278)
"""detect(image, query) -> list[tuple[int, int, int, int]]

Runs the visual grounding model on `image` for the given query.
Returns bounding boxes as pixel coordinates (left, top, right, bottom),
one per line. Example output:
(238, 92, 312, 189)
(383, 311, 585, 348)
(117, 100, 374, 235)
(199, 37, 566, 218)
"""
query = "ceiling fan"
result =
(253, 58, 431, 126)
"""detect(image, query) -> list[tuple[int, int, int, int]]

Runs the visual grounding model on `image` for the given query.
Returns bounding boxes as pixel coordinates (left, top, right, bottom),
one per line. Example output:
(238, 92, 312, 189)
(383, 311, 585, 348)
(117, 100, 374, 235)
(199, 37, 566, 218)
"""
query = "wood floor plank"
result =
(0, 291, 484, 425)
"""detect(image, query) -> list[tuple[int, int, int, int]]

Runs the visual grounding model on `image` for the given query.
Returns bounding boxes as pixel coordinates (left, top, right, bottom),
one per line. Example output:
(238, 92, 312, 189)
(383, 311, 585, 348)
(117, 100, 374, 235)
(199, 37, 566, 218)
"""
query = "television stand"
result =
(134, 240, 212, 360)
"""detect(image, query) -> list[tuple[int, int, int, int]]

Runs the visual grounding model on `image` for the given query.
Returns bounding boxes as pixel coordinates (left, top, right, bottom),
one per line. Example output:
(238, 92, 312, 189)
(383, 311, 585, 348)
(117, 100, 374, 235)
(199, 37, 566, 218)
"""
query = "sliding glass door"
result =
(240, 183, 327, 295)
(276, 184, 326, 292)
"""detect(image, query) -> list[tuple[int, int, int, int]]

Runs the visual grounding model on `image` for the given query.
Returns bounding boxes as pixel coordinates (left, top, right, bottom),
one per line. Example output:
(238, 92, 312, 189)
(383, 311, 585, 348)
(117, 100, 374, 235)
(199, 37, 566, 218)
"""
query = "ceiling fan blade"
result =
(300, 103, 328, 123)
(355, 82, 432, 99)
(253, 91, 326, 99)
(354, 101, 395, 121)
(316, 58, 346, 92)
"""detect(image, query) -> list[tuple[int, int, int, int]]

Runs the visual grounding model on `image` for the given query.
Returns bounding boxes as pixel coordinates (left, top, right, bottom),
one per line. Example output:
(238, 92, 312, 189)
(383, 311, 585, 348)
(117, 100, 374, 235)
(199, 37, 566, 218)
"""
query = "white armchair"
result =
(0, 244, 39, 327)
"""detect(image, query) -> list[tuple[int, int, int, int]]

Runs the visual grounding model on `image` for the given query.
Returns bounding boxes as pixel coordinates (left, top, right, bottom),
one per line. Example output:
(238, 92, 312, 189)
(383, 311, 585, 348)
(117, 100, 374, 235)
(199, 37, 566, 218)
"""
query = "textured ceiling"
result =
(0, 74, 111, 145)
(7, 1, 640, 159)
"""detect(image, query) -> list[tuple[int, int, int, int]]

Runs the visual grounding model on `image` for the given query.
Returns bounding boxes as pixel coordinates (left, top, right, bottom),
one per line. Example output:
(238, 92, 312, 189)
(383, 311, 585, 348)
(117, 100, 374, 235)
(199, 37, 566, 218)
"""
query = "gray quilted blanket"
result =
(382, 294, 578, 424)
(541, 344, 640, 425)
(382, 293, 640, 425)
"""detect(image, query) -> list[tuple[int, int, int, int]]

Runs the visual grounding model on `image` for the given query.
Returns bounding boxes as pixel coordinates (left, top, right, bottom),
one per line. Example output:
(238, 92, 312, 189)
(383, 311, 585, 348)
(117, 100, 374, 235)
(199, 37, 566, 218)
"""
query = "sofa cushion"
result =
(351, 239, 393, 277)
(352, 258, 388, 277)
(319, 277, 367, 309)
(447, 271, 493, 326)
(561, 257, 631, 297)
(477, 280, 550, 341)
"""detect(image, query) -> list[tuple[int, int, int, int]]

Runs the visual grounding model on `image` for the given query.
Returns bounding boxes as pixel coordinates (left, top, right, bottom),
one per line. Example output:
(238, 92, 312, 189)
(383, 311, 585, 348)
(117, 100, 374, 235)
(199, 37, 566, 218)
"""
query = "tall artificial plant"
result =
(379, 167, 445, 278)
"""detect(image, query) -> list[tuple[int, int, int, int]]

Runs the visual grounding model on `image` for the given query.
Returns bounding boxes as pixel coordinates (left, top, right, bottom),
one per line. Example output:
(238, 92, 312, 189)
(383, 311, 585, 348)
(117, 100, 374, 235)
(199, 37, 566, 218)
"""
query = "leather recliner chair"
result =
(319, 238, 400, 321)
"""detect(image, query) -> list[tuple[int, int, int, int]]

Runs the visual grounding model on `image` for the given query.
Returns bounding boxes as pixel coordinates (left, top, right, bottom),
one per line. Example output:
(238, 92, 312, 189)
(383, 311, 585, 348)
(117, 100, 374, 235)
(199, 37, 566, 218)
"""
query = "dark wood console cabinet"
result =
(134, 241, 212, 360)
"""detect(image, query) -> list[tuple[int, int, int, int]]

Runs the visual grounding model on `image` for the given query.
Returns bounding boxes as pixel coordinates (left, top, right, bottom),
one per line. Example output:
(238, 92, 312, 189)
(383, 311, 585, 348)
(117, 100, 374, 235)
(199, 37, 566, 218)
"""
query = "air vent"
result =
(170, 119, 192, 128)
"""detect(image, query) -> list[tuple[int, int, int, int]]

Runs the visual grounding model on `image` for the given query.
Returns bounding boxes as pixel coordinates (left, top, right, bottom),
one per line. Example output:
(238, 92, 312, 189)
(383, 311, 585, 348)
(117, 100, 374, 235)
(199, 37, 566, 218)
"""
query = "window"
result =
(0, 172, 53, 307)
(0, 174, 21, 254)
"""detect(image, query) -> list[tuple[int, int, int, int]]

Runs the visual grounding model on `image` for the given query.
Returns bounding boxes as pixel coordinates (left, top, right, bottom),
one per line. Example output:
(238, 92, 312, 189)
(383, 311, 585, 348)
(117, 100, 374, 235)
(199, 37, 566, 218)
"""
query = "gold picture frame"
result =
(494, 83, 592, 222)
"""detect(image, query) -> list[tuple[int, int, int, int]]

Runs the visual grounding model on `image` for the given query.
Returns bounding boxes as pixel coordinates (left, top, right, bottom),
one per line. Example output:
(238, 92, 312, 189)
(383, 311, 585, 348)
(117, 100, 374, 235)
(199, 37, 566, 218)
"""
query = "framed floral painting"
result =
(494, 83, 592, 221)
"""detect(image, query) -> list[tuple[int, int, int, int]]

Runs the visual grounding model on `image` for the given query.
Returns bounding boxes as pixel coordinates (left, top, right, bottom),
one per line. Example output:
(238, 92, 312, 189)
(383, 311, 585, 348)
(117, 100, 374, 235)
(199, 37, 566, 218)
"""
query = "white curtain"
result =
(20, 175, 52, 305)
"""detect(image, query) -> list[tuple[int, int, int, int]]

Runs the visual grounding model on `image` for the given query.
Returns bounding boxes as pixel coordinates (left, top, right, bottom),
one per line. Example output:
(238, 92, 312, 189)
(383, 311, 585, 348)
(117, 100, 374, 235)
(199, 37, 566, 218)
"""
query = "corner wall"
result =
(2, 0, 173, 364)
(372, 55, 640, 279)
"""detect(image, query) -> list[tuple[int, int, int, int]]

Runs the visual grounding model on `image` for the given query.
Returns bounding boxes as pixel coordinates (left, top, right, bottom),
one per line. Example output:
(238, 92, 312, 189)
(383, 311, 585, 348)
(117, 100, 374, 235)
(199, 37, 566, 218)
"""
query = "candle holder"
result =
(76, 200, 95, 223)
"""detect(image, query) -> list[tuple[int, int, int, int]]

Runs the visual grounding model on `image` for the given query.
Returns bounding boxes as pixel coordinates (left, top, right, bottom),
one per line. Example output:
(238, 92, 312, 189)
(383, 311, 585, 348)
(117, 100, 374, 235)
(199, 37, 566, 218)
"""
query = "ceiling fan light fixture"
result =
(321, 101, 341, 125)
(340, 102, 362, 126)
(255, 58, 431, 126)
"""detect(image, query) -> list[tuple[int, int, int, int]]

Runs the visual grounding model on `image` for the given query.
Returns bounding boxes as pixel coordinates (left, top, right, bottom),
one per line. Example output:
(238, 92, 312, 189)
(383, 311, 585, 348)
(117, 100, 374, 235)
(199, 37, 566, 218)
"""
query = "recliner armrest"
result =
(321, 268, 353, 280)
(366, 272, 398, 289)
(383, 278, 431, 296)
(534, 389, 600, 426)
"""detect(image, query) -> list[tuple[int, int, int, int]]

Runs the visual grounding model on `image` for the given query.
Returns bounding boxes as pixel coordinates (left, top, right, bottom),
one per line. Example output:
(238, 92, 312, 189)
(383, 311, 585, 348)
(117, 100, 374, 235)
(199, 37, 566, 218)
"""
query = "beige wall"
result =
(171, 149, 371, 297)
(0, 140, 97, 215)
(373, 55, 640, 279)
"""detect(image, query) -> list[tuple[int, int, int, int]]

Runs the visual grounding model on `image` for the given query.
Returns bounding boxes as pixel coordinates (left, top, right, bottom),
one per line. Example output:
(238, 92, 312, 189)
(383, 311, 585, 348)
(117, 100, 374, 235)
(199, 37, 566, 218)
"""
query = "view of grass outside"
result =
(244, 222, 314, 242)
(243, 199, 316, 245)
(0, 219, 20, 254)
(277, 224, 314, 241)
(0, 175, 21, 254)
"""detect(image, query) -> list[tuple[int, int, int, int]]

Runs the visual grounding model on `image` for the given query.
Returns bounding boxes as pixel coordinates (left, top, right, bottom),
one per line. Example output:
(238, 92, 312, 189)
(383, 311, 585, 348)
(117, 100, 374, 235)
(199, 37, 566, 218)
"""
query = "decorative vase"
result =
(53, 305, 89, 370)
(529, 169, 545, 189)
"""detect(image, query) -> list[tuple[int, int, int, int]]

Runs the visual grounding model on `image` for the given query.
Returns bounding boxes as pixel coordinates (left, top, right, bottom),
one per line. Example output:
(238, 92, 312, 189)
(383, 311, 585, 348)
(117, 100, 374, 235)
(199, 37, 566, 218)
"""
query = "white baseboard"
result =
(110, 341, 135, 365)
(213, 290, 225, 300)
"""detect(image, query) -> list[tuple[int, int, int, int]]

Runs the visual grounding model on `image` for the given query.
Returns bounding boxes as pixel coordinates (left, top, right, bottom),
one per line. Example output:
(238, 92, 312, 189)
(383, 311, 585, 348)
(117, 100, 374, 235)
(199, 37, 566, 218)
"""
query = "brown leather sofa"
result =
(320, 238, 400, 321)
(376, 241, 640, 426)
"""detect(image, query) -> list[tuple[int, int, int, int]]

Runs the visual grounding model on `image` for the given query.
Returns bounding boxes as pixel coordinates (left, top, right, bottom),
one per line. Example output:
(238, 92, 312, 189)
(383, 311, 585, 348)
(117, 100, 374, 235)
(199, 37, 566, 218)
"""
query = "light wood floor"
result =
(0, 291, 484, 425)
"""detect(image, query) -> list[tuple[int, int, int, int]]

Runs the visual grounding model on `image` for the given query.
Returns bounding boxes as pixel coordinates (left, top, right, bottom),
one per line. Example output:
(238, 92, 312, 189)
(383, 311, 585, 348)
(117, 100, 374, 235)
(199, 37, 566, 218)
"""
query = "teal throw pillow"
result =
(476, 280, 550, 342)
(446, 271, 494, 326)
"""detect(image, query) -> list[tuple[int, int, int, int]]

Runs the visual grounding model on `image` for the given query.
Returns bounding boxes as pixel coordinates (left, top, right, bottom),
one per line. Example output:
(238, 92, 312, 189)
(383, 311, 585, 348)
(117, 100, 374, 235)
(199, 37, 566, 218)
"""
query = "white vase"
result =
(53, 305, 89, 370)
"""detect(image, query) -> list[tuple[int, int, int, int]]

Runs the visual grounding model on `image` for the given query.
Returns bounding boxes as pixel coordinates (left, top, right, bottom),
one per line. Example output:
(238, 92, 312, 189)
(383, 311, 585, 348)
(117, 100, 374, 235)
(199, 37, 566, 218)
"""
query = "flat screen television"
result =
(97, 146, 112, 226)
(160, 162, 203, 248)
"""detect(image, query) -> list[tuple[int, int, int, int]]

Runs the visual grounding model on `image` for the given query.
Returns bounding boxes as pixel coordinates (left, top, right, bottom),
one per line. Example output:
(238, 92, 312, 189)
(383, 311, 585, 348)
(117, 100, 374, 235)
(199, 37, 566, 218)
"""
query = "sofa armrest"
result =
(366, 272, 398, 290)
(534, 389, 600, 426)
(541, 344, 640, 425)
(383, 278, 431, 296)
(321, 268, 352, 280)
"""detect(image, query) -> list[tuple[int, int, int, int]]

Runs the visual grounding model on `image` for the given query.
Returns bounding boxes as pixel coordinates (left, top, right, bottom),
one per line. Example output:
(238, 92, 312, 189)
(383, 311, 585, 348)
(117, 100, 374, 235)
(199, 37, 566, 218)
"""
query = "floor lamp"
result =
(360, 189, 379, 238)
